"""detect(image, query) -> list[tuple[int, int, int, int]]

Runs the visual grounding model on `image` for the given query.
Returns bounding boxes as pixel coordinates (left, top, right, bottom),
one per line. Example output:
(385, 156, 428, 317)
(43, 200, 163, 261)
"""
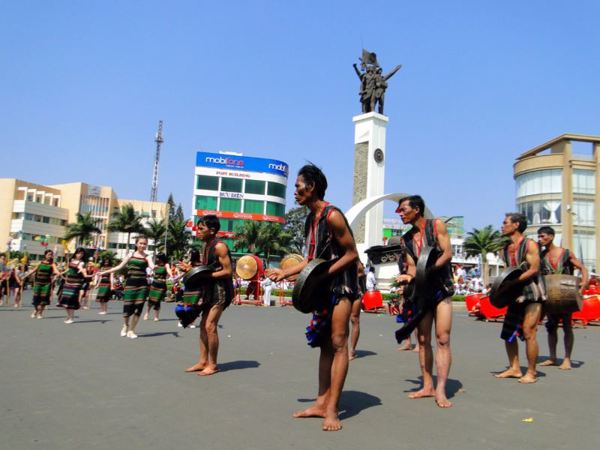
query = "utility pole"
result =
(150, 121, 164, 203)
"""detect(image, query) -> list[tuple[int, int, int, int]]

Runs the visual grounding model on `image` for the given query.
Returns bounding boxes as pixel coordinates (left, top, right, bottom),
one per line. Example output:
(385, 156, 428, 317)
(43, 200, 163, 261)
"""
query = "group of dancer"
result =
(5, 163, 589, 433)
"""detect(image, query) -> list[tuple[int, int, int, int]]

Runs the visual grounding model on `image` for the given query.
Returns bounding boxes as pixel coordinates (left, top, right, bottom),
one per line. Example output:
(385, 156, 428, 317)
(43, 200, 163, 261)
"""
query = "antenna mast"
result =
(150, 120, 164, 203)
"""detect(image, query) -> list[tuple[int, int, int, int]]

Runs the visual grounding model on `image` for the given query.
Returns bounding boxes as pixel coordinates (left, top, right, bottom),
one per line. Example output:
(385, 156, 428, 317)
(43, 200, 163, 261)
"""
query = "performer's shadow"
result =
(353, 350, 377, 359)
(72, 319, 110, 324)
(142, 331, 180, 338)
(218, 360, 260, 372)
(297, 391, 382, 419)
(339, 391, 382, 419)
(404, 377, 464, 399)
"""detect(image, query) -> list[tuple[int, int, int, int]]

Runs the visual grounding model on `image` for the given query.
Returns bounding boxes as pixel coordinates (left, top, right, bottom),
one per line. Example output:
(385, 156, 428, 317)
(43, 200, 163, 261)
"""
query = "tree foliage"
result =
(283, 206, 308, 254)
(64, 212, 102, 246)
(107, 204, 145, 250)
(167, 218, 191, 261)
(234, 221, 292, 264)
(463, 225, 507, 284)
(144, 218, 167, 253)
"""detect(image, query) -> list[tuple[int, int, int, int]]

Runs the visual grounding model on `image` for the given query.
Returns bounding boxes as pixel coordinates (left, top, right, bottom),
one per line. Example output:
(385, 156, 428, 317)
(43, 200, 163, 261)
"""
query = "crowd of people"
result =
(0, 163, 592, 433)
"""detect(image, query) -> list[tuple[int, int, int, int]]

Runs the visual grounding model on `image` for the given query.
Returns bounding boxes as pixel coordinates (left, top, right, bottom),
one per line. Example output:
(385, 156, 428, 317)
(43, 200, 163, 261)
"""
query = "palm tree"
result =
(64, 212, 102, 247)
(144, 218, 167, 254)
(167, 218, 191, 261)
(107, 204, 145, 252)
(233, 221, 262, 254)
(463, 225, 506, 285)
(257, 222, 292, 265)
(234, 221, 292, 264)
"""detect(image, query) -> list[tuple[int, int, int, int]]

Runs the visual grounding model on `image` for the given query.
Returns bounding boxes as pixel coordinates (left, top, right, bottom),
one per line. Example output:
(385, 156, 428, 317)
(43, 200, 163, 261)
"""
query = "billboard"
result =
(196, 152, 289, 178)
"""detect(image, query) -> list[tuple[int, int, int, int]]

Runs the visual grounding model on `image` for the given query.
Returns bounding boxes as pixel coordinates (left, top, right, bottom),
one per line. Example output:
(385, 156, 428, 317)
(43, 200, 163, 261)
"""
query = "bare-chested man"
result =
(185, 215, 234, 376)
(395, 195, 454, 408)
(268, 164, 360, 431)
(495, 213, 543, 384)
(537, 226, 588, 370)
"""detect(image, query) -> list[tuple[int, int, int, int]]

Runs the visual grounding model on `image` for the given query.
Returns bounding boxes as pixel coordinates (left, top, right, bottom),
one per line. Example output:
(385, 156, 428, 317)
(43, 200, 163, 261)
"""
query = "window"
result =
(220, 198, 241, 212)
(267, 182, 286, 199)
(573, 232, 596, 269)
(518, 200, 561, 226)
(196, 175, 219, 190)
(195, 196, 217, 210)
(266, 202, 285, 217)
(27, 193, 34, 201)
(245, 180, 265, 195)
(573, 169, 595, 194)
(244, 200, 264, 214)
(12, 212, 23, 220)
(53, 198, 59, 207)
(515, 169, 562, 198)
(42, 217, 50, 224)
(221, 177, 242, 193)
(572, 201, 594, 226)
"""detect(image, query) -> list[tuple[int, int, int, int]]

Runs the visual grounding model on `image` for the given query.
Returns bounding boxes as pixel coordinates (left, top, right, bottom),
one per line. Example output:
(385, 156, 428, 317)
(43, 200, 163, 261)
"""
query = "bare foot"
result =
(408, 388, 435, 399)
(518, 373, 537, 384)
(322, 412, 342, 431)
(559, 360, 572, 370)
(293, 405, 326, 418)
(397, 343, 411, 351)
(197, 366, 219, 376)
(435, 395, 453, 408)
(538, 359, 557, 367)
(185, 362, 206, 373)
(494, 368, 523, 379)
(349, 351, 357, 361)
(412, 345, 420, 353)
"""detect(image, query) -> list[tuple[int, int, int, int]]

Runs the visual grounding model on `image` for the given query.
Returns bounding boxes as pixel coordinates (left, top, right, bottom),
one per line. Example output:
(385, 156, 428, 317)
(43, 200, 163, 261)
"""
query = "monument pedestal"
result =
(352, 112, 388, 256)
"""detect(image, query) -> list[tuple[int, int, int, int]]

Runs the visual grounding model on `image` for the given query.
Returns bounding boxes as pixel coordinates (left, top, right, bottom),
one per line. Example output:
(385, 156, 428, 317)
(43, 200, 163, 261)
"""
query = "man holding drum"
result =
(537, 226, 588, 370)
(495, 213, 544, 384)
(268, 164, 360, 432)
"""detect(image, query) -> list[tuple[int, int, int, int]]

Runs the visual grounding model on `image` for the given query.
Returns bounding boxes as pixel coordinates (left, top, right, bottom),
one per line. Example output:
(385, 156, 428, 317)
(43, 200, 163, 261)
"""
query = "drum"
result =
(280, 254, 304, 272)
(489, 267, 523, 308)
(544, 274, 582, 315)
(292, 258, 337, 313)
(236, 255, 263, 280)
(182, 265, 216, 290)
(362, 290, 383, 310)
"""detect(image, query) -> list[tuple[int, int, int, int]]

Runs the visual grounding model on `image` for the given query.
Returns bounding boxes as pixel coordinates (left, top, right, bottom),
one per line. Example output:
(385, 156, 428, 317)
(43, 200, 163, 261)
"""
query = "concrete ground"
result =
(1, 292, 598, 450)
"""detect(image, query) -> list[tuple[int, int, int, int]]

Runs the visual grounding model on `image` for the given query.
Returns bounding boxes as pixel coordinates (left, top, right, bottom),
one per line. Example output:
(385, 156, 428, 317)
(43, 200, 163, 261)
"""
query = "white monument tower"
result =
(349, 50, 402, 262)
(352, 112, 388, 258)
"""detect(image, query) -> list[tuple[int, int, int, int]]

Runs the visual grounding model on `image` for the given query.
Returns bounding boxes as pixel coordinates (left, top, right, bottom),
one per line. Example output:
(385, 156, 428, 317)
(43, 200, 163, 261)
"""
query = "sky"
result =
(2, 0, 599, 231)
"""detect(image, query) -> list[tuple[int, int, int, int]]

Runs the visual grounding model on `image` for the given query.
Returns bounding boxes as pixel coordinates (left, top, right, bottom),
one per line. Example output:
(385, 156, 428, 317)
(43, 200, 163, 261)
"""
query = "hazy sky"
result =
(2, 1, 599, 230)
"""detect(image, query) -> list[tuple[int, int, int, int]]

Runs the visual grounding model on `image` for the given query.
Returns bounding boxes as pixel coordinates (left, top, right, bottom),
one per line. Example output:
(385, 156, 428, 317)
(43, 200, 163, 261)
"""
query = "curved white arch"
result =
(345, 193, 434, 230)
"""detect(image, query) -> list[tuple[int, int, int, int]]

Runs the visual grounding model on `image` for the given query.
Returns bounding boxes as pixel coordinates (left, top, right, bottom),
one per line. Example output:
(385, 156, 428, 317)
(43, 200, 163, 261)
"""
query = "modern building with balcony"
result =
(514, 134, 600, 271)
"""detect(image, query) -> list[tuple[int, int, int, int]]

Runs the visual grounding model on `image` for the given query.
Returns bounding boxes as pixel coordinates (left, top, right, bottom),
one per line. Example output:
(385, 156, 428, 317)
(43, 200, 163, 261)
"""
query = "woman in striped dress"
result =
(27, 249, 61, 319)
(144, 253, 172, 322)
(95, 257, 114, 315)
(98, 236, 153, 339)
(58, 248, 92, 324)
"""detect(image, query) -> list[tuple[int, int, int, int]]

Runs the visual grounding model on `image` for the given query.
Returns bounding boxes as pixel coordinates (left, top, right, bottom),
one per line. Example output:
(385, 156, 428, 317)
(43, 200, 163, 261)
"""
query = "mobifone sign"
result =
(196, 152, 289, 177)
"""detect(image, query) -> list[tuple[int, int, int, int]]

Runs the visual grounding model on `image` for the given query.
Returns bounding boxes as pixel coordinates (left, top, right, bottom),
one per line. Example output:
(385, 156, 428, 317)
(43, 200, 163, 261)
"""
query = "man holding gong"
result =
(395, 195, 454, 408)
(268, 164, 359, 432)
(494, 213, 544, 384)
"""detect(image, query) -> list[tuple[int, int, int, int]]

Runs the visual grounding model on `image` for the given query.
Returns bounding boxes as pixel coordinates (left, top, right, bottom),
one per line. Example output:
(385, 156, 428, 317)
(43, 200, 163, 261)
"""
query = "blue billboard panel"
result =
(196, 152, 289, 178)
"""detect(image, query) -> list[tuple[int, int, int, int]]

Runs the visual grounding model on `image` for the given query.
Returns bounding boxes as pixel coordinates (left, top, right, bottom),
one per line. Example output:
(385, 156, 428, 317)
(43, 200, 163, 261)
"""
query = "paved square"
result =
(1, 293, 598, 450)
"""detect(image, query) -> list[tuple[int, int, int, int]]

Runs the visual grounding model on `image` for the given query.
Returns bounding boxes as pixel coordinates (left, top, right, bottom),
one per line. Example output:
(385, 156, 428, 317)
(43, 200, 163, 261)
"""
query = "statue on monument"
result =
(353, 49, 402, 115)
